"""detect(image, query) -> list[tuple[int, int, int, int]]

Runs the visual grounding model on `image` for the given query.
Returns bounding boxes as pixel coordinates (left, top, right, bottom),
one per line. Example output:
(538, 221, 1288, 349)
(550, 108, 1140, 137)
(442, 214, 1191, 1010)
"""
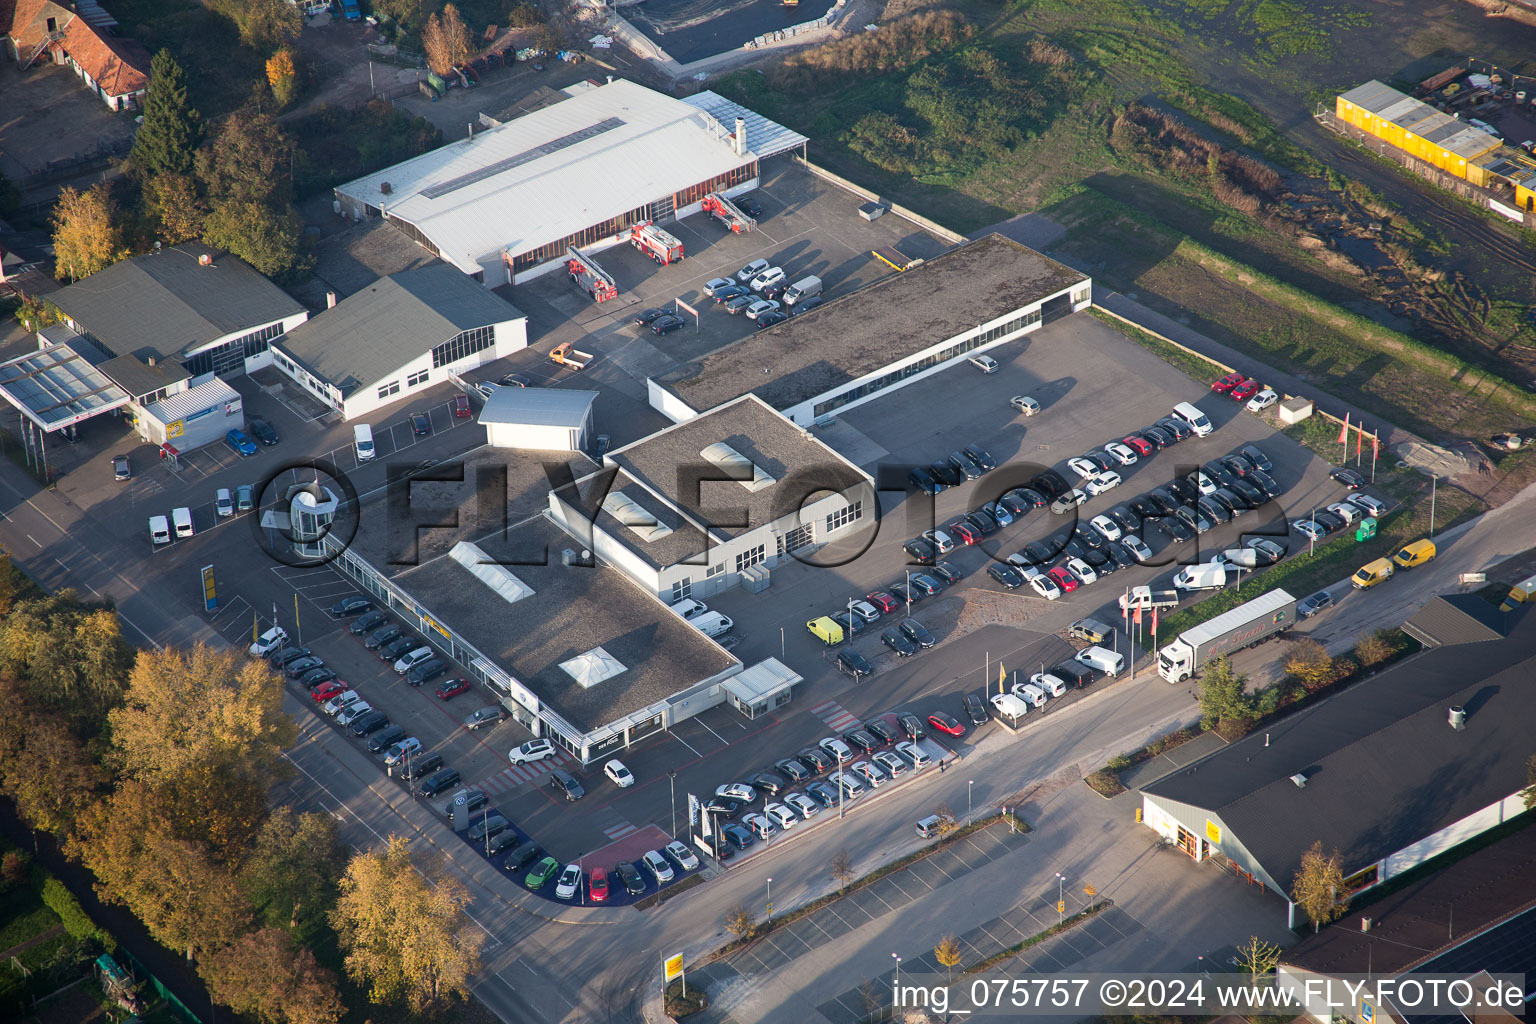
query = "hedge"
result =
(41, 878, 113, 949)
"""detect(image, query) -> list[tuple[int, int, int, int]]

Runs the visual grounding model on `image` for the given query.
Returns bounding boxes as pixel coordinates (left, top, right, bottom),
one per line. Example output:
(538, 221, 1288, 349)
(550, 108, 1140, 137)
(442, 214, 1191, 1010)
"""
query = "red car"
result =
(589, 867, 610, 902)
(1229, 378, 1261, 402)
(1121, 434, 1153, 457)
(312, 681, 345, 702)
(435, 677, 471, 700)
(946, 521, 981, 546)
(927, 712, 965, 737)
(453, 393, 472, 418)
(1211, 371, 1245, 393)
(866, 591, 898, 614)
(1046, 565, 1079, 594)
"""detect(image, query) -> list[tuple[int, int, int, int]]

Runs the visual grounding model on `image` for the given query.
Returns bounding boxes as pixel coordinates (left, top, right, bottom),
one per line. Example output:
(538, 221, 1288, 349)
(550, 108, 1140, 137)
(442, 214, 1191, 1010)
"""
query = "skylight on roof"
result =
(449, 541, 535, 604)
(560, 646, 627, 689)
(602, 492, 673, 542)
(700, 442, 775, 492)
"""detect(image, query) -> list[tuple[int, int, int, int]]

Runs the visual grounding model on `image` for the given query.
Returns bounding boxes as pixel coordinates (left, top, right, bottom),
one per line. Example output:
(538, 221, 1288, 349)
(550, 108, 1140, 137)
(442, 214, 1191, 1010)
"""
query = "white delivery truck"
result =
(784, 275, 823, 306)
(1157, 588, 1297, 683)
(1173, 561, 1228, 591)
(148, 515, 172, 546)
(354, 424, 376, 461)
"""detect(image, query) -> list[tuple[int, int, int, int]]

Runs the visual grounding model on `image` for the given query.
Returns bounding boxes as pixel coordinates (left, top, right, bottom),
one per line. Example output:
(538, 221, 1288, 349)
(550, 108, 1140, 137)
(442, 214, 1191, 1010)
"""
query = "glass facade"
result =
(825, 500, 863, 532)
(734, 544, 766, 573)
(431, 324, 496, 368)
(180, 321, 285, 378)
(673, 163, 757, 210)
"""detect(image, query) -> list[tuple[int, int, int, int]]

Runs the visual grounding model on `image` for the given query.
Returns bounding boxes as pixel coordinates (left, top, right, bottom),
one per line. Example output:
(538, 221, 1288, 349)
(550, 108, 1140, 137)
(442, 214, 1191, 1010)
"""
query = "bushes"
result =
(768, 11, 973, 92)
(41, 878, 113, 949)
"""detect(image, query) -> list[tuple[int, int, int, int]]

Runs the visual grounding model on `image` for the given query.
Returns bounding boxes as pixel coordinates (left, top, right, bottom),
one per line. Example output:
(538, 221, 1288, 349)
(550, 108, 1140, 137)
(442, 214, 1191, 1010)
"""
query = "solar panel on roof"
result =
(419, 117, 627, 199)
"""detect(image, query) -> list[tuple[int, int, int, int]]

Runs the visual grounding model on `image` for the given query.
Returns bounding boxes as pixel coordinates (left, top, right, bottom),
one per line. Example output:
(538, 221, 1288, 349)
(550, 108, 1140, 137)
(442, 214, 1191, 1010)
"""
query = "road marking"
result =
(695, 717, 727, 745)
(25, 534, 39, 548)
(667, 730, 701, 757)
(810, 699, 860, 732)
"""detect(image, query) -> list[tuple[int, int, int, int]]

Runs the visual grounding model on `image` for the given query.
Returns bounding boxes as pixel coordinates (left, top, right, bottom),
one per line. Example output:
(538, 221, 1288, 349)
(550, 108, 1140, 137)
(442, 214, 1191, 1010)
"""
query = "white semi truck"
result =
(1157, 588, 1297, 683)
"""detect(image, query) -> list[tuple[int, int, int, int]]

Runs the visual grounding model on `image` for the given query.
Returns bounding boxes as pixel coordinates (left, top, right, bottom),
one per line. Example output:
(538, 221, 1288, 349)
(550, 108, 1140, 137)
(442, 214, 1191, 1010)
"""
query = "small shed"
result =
(482, 387, 597, 451)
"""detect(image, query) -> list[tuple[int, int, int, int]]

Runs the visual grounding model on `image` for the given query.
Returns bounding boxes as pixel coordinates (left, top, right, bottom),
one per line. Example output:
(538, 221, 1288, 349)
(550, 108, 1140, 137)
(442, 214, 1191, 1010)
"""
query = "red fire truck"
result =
(630, 221, 685, 265)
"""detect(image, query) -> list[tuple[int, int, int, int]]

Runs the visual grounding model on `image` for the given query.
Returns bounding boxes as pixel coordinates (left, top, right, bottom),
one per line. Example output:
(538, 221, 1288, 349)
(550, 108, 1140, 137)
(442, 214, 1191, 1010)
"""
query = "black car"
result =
(1112, 542, 1142, 569)
(987, 564, 1024, 589)
(1093, 549, 1121, 575)
(651, 314, 685, 335)
(285, 656, 324, 678)
(749, 770, 787, 795)
(364, 624, 402, 650)
(1006, 487, 1049, 509)
(270, 645, 312, 666)
(804, 781, 839, 809)
(881, 628, 917, 656)
(866, 719, 899, 745)
(1128, 496, 1161, 521)
(1147, 490, 1181, 516)
(1239, 444, 1273, 472)
(1167, 478, 1200, 506)
(843, 728, 879, 753)
(997, 492, 1033, 518)
(756, 311, 788, 329)
(1138, 426, 1174, 449)
(930, 460, 965, 488)
(411, 412, 431, 436)
(963, 694, 988, 725)
(1203, 461, 1239, 489)
(1053, 660, 1094, 688)
(486, 831, 521, 857)
(448, 789, 488, 818)
(418, 767, 463, 797)
(1221, 453, 1255, 478)
(837, 649, 874, 678)
(965, 510, 1000, 536)
(467, 814, 510, 843)
(329, 595, 373, 618)
(380, 637, 416, 662)
(792, 295, 824, 314)
(632, 307, 667, 326)
(775, 758, 813, 783)
(931, 561, 962, 585)
(1188, 507, 1214, 534)
(797, 747, 834, 773)
(721, 824, 755, 851)
(898, 712, 926, 740)
(1209, 489, 1245, 518)
(1076, 450, 1112, 473)
(617, 859, 649, 893)
(400, 752, 444, 781)
(902, 539, 937, 565)
(1015, 540, 1052, 567)
(1249, 468, 1280, 498)
(899, 618, 935, 648)
(549, 768, 584, 801)
(1157, 417, 1193, 441)
(499, 373, 531, 388)
(888, 582, 921, 606)
(504, 841, 542, 871)
(962, 444, 996, 472)
(735, 194, 763, 218)
(407, 658, 448, 686)
(301, 667, 338, 688)
(1110, 506, 1143, 534)
(349, 709, 391, 736)
(1313, 510, 1347, 533)
(1228, 478, 1267, 508)
(1031, 469, 1071, 499)
(1330, 467, 1366, 489)
(368, 724, 407, 753)
(909, 466, 943, 495)
(705, 795, 745, 817)
(1197, 496, 1230, 526)
(945, 451, 981, 482)
(248, 419, 280, 446)
(1159, 513, 1195, 543)
(349, 610, 388, 635)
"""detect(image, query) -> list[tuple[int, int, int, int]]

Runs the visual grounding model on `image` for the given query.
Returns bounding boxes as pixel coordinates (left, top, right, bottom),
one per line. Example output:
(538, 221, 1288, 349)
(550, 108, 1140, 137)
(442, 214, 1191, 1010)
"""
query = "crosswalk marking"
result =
(477, 750, 572, 795)
(811, 699, 860, 732)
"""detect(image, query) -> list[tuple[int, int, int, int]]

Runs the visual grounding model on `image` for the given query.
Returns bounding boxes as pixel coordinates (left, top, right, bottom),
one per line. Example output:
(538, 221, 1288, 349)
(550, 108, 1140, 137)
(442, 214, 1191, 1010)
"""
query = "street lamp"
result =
(766, 877, 772, 917)
(905, 569, 912, 616)
(893, 953, 902, 992)
(669, 771, 678, 838)
(968, 780, 974, 822)
(1056, 872, 1067, 923)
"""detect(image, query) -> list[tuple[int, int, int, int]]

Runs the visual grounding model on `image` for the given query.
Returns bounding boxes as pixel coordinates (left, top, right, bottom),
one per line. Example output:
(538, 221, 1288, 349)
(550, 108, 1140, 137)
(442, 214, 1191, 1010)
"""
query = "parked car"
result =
(837, 649, 874, 678)
(1246, 388, 1279, 412)
(927, 712, 964, 737)
(549, 768, 584, 801)
(329, 595, 372, 617)
(509, 738, 556, 765)
(1230, 378, 1262, 402)
(349, 610, 387, 635)
(525, 857, 560, 889)
(1211, 370, 1245, 393)
(651, 314, 685, 335)
(1011, 395, 1041, 416)
(112, 453, 132, 480)
(434, 677, 471, 699)
(464, 705, 507, 730)
(1297, 591, 1334, 619)
(881, 629, 917, 656)
(988, 564, 1024, 589)
(411, 412, 431, 437)
(1331, 467, 1367, 489)
(616, 860, 647, 893)
(899, 618, 935, 648)
(963, 694, 988, 725)
(224, 429, 257, 456)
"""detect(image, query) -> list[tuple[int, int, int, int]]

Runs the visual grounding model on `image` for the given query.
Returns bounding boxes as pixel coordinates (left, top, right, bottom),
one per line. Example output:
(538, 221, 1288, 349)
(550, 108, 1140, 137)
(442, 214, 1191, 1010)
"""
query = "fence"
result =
(367, 42, 425, 68)
(115, 947, 201, 1024)
(745, 5, 839, 49)
(15, 139, 131, 190)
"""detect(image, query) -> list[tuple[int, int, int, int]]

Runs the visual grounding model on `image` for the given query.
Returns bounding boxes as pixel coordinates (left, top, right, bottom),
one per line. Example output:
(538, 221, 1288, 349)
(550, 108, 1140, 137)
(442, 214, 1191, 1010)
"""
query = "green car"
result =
(525, 856, 560, 889)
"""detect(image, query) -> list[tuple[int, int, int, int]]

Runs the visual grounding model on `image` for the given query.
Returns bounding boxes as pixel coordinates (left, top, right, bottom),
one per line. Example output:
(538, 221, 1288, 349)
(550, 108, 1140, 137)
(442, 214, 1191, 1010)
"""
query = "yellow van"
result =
(1351, 558, 1395, 590)
(1392, 539, 1436, 569)
(806, 616, 845, 646)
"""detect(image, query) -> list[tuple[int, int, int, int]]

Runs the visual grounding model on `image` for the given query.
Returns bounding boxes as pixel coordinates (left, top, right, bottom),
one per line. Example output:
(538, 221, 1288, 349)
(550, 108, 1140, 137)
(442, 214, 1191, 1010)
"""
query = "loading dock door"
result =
(1041, 293, 1073, 324)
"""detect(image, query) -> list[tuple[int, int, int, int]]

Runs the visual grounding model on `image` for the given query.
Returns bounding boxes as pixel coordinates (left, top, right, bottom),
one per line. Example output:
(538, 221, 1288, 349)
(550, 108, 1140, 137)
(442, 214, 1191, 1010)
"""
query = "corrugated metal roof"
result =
(145, 378, 240, 423)
(334, 80, 755, 274)
(1377, 96, 1424, 124)
(1402, 594, 1506, 647)
(1339, 80, 1405, 114)
(481, 387, 598, 428)
(683, 91, 809, 159)
(1441, 125, 1502, 159)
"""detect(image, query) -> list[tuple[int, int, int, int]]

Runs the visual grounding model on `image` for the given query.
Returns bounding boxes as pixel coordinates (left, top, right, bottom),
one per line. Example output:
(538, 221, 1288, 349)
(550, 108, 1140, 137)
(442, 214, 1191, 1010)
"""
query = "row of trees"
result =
(0, 555, 483, 1019)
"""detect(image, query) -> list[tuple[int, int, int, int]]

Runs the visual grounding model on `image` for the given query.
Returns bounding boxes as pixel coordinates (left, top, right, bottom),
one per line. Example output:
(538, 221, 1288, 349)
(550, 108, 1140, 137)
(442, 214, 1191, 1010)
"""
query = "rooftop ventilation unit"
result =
(1290, 772, 1309, 789)
(700, 442, 775, 492)
(602, 492, 673, 542)
(1448, 705, 1466, 730)
(449, 541, 534, 604)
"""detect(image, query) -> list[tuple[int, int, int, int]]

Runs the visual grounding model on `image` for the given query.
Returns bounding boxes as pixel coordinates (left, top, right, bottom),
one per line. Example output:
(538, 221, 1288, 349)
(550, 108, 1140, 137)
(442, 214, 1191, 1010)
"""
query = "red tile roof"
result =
(60, 18, 148, 96)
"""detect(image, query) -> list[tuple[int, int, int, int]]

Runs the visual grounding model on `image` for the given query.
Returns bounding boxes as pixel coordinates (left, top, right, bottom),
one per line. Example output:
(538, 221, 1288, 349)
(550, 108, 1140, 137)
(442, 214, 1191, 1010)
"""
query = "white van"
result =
(691, 611, 733, 638)
(354, 424, 376, 461)
(171, 507, 194, 538)
(989, 692, 1031, 721)
(1174, 562, 1228, 591)
(1172, 401, 1214, 437)
(1075, 645, 1125, 677)
(149, 515, 171, 545)
(1013, 682, 1047, 708)
(1032, 672, 1069, 698)
(669, 598, 709, 621)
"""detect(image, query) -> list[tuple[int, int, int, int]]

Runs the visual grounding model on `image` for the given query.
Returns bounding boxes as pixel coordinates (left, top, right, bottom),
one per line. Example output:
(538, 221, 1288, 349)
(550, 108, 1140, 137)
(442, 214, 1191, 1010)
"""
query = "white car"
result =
(763, 802, 798, 831)
(1089, 514, 1122, 542)
(1065, 557, 1097, 586)
(1122, 535, 1154, 563)
(849, 599, 881, 623)
(336, 701, 372, 726)
(1010, 395, 1041, 416)
(1348, 494, 1388, 518)
(716, 782, 757, 803)
(818, 737, 854, 763)
(1029, 573, 1062, 600)
(745, 298, 782, 321)
(851, 761, 884, 789)
(895, 741, 930, 769)
(748, 266, 785, 291)
(249, 626, 288, 657)
(1067, 456, 1101, 480)
(1084, 471, 1121, 497)
(742, 812, 777, 838)
(1246, 388, 1279, 412)
(1326, 501, 1362, 525)
(1192, 471, 1219, 496)
(642, 849, 675, 883)
(828, 770, 865, 799)
(603, 759, 635, 787)
(322, 690, 360, 716)
(921, 529, 954, 554)
(1103, 442, 1138, 466)
(1292, 519, 1326, 542)
(555, 863, 582, 900)
(784, 793, 820, 819)
(1050, 489, 1087, 514)
(508, 738, 555, 765)
(393, 647, 433, 674)
(1012, 682, 1047, 707)
(384, 737, 422, 766)
(872, 750, 906, 777)
(665, 840, 701, 871)
(736, 258, 770, 282)
(703, 277, 734, 297)
(969, 354, 1000, 373)
(215, 488, 233, 517)
(1030, 672, 1068, 697)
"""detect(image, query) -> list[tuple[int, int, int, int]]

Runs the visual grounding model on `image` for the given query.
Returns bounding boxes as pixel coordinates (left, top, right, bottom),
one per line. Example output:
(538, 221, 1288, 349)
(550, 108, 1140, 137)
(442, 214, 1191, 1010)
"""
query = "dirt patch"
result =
(953, 587, 1045, 633)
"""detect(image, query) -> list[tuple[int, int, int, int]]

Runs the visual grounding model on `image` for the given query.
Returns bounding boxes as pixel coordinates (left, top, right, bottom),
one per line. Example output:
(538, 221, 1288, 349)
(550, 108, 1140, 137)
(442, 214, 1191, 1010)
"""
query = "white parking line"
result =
(667, 730, 701, 757)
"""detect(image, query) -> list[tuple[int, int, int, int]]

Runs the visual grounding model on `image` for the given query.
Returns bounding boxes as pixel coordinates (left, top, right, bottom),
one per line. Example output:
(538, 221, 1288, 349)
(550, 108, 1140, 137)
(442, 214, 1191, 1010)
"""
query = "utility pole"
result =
(668, 772, 677, 838)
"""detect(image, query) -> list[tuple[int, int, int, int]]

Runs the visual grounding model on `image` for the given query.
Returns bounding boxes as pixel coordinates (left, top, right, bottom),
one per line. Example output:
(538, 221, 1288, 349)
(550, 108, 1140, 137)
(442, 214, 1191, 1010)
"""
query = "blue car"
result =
(341, 0, 360, 19)
(225, 429, 258, 457)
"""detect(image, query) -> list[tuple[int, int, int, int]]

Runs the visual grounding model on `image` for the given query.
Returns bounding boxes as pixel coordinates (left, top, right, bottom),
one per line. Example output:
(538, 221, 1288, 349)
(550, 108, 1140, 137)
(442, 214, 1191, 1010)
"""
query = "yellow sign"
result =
(166, 419, 184, 438)
(663, 953, 684, 983)
(1205, 819, 1222, 845)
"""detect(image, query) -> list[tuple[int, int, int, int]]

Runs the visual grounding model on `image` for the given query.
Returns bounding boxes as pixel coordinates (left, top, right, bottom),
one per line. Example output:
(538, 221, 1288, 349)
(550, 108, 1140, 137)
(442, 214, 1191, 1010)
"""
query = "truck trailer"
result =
(1157, 588, 1296, 683)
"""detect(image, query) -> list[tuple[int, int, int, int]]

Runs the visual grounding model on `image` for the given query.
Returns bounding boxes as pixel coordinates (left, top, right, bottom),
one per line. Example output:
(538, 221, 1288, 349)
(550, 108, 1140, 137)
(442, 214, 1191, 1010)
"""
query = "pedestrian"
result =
(939, 759, 947, 774)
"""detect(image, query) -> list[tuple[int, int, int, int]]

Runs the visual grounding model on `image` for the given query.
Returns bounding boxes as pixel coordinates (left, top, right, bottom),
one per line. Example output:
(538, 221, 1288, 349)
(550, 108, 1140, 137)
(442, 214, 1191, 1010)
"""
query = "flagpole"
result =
(1356, 422, 1363, 467)
(1371, 431, 1378, 483)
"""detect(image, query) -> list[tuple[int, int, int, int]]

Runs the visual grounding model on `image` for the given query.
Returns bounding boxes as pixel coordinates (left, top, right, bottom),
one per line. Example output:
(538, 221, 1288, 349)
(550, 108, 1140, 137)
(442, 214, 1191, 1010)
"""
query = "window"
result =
(509, 204, 651, 275)
(670, 578, 691, 601)
(825, 501, 863, 531)
(407, 369, 429, 387)
(431, 325, 496, 368)
(1343, 865, 1379, 893)
(673, 162, 758, 210)
(734, 545, 765, 573)
(779, 524, 813, 554)
(179, 322, 285, 378)
(377, 380, 400, 400)
(706, 562, 725, 578)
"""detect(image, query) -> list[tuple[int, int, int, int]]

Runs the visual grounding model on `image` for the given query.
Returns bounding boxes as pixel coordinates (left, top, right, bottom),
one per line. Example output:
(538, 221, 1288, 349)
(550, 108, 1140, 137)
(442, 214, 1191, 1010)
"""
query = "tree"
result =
(0, 169, 20, 219)
(371, 0, 427, 31)
(0, 592, 132, 725)
(1290, 841, 1347, 932)
(1197, 655, 1256, 732)
(131, 50, 201, 177)
(209, 0, 301, 50)
(50, 184, 128, 281)
(1523, 753, 1536, 812)
(1354, 629, 1399, 668)
(204, 927, 344, 1024)
(202, 199, 306, 279)
(934, 935, 962, 984)
(331, 837, 484, 1012)
(239, 808, 344, 930)
(5, 713, 107, 839)
(421, 4, 473, 75)
(197, 112, 295, 208)
(1234, 934, 1281, 977)
(1284, 639, 1336, 692)
(266, 49, 298, 108)
(723, 902, 755, 941)
(830, 848, 855, 890)
(142, 173, 206, 244)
